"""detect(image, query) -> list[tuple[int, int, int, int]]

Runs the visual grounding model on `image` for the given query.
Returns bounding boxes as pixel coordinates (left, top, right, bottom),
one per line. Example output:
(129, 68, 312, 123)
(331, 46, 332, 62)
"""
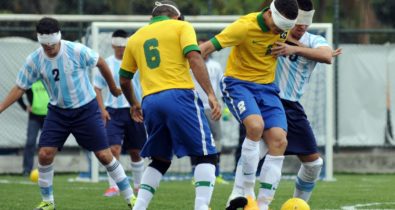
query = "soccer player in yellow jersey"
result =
(200, 0, 299, 209)
(119, 1, 221, 210)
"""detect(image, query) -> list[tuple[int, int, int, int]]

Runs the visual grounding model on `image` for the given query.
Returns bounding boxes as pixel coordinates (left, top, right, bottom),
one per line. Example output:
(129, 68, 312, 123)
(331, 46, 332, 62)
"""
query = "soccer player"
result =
(271, 0, 341, 202)
(0, 17, 136, 210)
(199, 0, 299, 209)
(17, 80, 49, 176)
(190, 39, 228, 185)
(119, 1, 221, 210)
(94, 29, 147, 197)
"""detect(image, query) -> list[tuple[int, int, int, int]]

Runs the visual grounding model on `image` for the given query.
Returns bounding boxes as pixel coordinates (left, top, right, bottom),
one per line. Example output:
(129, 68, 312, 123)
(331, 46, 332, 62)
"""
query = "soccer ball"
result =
(30, 169, 39, 183)
(280, 198, 310, 210)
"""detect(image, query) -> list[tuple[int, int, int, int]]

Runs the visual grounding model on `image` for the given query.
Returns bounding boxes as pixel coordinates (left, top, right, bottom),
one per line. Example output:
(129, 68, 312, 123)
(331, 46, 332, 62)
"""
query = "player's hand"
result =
(110, 87, 122, 97)
(332, 48, 342, 57)
(271, 41, 297, 57)
(208, 94, 221, 121)
(131, 104, 143, 123)
(101, 109, 111, 126)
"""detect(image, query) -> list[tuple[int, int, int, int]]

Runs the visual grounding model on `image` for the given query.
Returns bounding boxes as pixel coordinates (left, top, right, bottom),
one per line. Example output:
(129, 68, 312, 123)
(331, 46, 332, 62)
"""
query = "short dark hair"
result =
(297, 0, 314, 11)
(274, 0, 299, 20)
(112, 29, 128, 38)
(152, 0, 180, 17)
(36, 17, 60, 34)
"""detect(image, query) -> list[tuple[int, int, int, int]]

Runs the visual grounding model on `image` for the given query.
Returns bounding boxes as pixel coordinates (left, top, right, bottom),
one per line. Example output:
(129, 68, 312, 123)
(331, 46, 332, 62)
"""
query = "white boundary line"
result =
(341, 202, 395, 210)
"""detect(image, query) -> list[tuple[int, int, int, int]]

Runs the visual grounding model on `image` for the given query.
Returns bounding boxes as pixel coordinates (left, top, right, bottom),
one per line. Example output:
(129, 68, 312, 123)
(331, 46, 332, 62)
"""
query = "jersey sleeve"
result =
(210, 19, 248, 51)
(311, 34, 329, 48)
(16, 55, 41, 90)
(180, 22, 200, 55)
(120, 40, 137, 79)
(79, 44, 100, 69)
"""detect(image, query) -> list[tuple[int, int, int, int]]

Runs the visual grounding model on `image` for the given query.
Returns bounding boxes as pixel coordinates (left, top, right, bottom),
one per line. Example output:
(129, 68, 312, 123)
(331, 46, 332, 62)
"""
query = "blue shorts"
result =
(141, 89, 217, 160)
(282, 99, 318, 155)
(220, 76, 287, 131)
(106, 107, 147, 150)
(39, 100, 109, 152)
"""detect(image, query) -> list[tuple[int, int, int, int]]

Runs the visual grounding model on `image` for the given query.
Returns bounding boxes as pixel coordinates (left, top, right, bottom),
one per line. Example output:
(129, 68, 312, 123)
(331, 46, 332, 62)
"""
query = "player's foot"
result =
(215, 176, 229, 185)
(226, 196, 248, 210)
(103, 186, 120, 197)
(34, 201, 55, 210)
(243, 196, 259, 210)
(127, 194, 137, 209)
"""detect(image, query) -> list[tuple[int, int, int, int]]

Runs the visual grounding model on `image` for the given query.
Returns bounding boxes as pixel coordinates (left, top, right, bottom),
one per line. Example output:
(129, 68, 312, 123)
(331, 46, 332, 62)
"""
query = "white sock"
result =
(107, 171, 118, 188)
(232, 159, 245, 196)
(105, 157, 134, 202)
(294, 157, 323, 202)
(241, 138, 260, 197)
(133, 166, 162, 210)
(131, 159, 145, 190)
(194, 163, 216, 210)
(38, 163, 54, 203)
(257, 155, 284, 209)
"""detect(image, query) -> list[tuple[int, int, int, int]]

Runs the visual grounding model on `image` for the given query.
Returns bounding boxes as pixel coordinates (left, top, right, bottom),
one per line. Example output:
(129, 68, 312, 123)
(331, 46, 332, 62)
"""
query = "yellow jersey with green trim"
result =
(120, 16, 200, 97)
(211, 11, 288, 84)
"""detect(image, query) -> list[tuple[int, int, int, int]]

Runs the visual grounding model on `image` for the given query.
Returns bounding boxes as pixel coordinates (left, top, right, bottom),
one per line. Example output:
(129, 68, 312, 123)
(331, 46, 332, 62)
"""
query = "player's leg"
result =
(124, 117, 147, 194)
(295, 153, 323, 201)
(71, 100, 134, 207)
(256, 84, 288, 210)
(281, 99, 322, 202)
(132, 92, 173, 210)
(165, 89, 217, 210)
(34, 105, 70, 210)
(23, 117, 41, 176)
(220, 77, 263, 209)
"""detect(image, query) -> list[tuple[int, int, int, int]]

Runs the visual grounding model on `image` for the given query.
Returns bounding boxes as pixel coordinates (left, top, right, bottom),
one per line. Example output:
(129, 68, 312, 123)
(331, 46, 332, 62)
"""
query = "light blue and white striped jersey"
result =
(275, 32, 329, 101)
(93, 55, 142, 108)
(16, 40, 99, 108)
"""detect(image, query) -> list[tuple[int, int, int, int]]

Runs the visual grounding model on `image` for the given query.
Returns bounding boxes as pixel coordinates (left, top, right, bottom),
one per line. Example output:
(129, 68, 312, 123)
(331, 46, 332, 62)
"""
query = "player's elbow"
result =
(322, 56, 332, 64)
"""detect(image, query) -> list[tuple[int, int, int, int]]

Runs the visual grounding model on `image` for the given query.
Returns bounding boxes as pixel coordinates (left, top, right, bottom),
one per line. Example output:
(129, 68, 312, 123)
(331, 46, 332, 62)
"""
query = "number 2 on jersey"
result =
(143, 38, 161, 69)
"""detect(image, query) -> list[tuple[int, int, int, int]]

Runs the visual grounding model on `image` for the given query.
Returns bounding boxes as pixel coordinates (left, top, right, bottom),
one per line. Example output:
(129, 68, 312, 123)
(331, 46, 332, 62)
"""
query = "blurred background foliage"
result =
(0, 0, 394, 43)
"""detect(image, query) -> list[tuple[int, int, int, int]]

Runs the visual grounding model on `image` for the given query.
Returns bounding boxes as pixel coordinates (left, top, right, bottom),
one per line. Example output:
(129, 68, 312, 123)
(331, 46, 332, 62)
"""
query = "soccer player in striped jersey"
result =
(119, 1, 221, 210)
(200, 0, 299, 209)
(270, 0, 341, 203)
(0, 17, 136, 210)
(94, 29, 146, 197)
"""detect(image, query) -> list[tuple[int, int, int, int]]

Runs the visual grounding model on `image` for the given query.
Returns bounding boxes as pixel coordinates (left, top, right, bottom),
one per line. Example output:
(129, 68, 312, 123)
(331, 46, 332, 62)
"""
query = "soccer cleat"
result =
(103, 186, 120, 197)
(215, 176, 229, 185)
(243, 196, 259, 210)
(34, 201, 55, 210)
(226, 196, 248, 210)
(127, 194, 137, 209)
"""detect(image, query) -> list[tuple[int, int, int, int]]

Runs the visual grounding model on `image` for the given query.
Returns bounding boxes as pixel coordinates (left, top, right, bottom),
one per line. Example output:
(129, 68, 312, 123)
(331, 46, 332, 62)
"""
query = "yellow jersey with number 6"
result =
(211, 10, 288, 84)
(120, 16, 200, 97)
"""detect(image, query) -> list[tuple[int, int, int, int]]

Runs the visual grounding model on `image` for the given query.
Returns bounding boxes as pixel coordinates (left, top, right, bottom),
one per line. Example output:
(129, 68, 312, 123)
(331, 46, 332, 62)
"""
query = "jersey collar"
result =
(257, 7, 269, 32)
(150, 16, 171, 24)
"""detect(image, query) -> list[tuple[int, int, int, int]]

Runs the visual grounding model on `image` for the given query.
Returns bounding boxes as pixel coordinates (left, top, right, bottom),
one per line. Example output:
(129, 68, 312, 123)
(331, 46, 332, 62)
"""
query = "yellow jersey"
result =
(211, 10, 288, 84)
(120, 16, 200, 97)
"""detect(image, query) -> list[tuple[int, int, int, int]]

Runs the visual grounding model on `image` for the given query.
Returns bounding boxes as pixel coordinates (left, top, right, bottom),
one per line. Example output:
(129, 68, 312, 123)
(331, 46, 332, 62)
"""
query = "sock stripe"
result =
(106, 160, 120, 172)
(295, 177, 315, 192)
(116, 177, 130, 191)
(260, 182, 273, 190)
(195, 181, 213, 188)
(140, 184, 156, 194)
(40, 186, 53, 196)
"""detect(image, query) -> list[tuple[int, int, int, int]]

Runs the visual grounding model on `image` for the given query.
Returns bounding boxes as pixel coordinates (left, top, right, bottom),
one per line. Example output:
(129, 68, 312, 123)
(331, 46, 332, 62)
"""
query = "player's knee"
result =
(267, 129, 288, 150)
(245, 122, 264, 139)
(300, 157, 323, 181)
(38, 148, 55, 164)
(149, 158, 171, 175)
(194, 154, 218, 166)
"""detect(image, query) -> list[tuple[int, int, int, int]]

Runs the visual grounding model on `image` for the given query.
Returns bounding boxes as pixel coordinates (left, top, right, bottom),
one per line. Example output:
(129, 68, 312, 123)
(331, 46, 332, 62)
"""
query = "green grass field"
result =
(0, 174, 394, 210)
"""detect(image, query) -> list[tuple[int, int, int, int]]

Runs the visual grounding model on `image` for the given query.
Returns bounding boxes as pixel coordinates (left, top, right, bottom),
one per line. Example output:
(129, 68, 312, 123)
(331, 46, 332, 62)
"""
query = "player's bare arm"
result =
(0, 85, 26, 114)
(119, 76, 143, 123)
(96, 57, 122, 97)
(94, 87, 111, 124)
(272, 41, 333, 64)
(187, 50, 221, 121)
(199, 41, 216, 60)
